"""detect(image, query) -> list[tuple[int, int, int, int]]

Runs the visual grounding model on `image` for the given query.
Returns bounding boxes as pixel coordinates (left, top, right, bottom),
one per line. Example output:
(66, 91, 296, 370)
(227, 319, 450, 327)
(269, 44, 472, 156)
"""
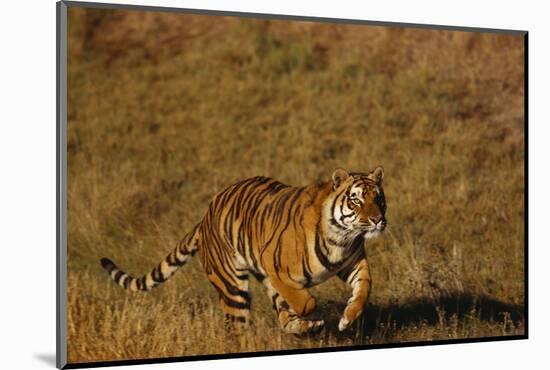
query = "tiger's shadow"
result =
(314, 294, 524, 341)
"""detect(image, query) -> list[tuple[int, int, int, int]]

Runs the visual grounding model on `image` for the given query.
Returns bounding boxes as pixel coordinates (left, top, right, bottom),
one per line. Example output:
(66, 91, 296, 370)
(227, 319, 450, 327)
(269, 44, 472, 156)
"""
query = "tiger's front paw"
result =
(338, 301, 364, 331)
(338, 317, 351, 331)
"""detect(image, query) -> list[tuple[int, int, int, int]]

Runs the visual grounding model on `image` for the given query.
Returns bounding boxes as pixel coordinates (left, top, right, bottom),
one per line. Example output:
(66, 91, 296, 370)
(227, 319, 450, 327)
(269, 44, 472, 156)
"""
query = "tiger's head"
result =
(325, 167, 387, 241)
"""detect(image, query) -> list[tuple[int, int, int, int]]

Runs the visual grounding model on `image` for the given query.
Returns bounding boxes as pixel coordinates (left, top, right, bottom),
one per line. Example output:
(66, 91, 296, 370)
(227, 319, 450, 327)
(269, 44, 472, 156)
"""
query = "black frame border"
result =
(64, 335, 527, 369)
(56, 1, 529, 369)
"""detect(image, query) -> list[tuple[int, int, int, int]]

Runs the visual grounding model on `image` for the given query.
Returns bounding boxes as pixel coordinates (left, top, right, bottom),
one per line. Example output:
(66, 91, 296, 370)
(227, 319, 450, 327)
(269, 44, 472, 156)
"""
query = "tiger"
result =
(100, 167, 387, 334)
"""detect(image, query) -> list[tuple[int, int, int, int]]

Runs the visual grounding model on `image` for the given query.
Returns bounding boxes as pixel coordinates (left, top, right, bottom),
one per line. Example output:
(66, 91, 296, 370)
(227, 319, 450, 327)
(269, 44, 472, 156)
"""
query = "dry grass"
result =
(66, 7, 525, 364)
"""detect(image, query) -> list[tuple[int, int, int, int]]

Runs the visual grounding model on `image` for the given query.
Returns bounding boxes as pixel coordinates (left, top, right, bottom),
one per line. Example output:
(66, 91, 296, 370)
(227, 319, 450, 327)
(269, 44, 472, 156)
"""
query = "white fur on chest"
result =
(325, 242, 347, 263)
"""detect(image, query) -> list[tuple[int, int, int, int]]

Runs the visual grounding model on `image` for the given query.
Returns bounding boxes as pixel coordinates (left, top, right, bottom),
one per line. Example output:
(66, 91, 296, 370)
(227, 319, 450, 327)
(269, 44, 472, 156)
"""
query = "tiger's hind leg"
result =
(206, 267, 252, 330)
(263, 278, 324, 335)
(197, 230, 252, 330)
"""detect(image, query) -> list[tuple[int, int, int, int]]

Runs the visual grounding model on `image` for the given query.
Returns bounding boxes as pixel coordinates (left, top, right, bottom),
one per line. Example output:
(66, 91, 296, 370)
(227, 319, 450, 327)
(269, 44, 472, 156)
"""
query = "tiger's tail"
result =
(100, 223, 201, 292)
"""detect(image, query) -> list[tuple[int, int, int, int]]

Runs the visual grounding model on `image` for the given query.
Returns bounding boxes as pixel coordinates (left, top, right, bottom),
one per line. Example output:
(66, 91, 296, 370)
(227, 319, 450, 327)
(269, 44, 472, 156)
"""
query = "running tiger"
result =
(100, 167, 387, 334)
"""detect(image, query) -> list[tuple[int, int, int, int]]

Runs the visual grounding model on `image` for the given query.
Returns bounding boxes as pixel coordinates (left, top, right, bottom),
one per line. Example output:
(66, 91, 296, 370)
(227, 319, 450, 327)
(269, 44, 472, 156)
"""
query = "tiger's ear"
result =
(332, 168, 349, 190)
(370, 166, 384, 185)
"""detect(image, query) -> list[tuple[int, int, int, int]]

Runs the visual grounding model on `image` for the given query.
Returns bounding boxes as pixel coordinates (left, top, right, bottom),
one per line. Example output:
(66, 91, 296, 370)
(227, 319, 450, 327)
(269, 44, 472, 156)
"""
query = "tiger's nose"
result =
(368, 215, 383, 225)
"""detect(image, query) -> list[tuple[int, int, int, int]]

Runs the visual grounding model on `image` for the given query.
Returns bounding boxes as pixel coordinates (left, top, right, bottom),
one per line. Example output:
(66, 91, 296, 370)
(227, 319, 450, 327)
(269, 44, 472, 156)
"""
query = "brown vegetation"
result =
(66, 7, 525, 364)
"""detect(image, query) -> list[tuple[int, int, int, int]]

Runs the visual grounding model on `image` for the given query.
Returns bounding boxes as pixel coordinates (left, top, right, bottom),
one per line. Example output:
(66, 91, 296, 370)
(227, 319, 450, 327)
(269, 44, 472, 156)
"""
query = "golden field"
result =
(66, 7, 525, 364)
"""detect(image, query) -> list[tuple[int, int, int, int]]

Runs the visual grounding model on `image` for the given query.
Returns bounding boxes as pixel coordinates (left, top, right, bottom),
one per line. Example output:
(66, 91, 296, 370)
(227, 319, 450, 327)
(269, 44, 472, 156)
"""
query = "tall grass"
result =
(66, 8, 525, 364)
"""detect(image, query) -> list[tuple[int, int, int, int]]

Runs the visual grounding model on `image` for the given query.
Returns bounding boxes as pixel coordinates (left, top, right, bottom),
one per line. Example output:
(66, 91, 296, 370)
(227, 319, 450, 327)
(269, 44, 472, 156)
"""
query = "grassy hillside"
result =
(66, 7, 525, 364)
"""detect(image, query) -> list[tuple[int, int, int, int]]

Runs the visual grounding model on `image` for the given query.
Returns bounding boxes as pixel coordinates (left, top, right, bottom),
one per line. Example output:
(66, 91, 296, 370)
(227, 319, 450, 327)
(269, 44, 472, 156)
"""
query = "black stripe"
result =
(329, 217, 347, 230)
(286, 266, 302, 285)
(339, 196, 354, 222)
(167, 253, 186, 267)
(314, 229, 341, 271)
(264, 180, 289, 194)
(236, 224, 246, 257)
(214, 269, 250, 300)
(114, 271, 123, 283)
(152, 265, 165, 283)
(245, 226, 261, 273)
(259, 191, 294, 255)
(253, 182, 287, 230)
(271, 293, 279, 311)
(237, 177, 272, 218)
(327, 237, 341, 245)
(234, 178, 264, 219)
(249, 269, 265, 282)
(330, 190, 343, 223)
(302, 258, 312, 287)
(225, 314, 247, 323)
(234, 316, 246, 323)
(220, 293, 251, 310)
(166, 252, 177, 266)
(151, 266, 160, 282)
(272, 190, 305, 281)
(100, 257, 116, 273)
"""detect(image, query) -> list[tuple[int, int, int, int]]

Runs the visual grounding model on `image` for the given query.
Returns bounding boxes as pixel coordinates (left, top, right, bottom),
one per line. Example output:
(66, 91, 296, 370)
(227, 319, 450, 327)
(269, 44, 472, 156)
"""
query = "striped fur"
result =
(100, 167, 387, 334)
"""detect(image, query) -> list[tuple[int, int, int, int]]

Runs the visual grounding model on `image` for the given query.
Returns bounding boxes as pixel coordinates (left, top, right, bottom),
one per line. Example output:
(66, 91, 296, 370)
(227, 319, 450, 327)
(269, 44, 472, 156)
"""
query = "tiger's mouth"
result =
(361, 220, 386, 239)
